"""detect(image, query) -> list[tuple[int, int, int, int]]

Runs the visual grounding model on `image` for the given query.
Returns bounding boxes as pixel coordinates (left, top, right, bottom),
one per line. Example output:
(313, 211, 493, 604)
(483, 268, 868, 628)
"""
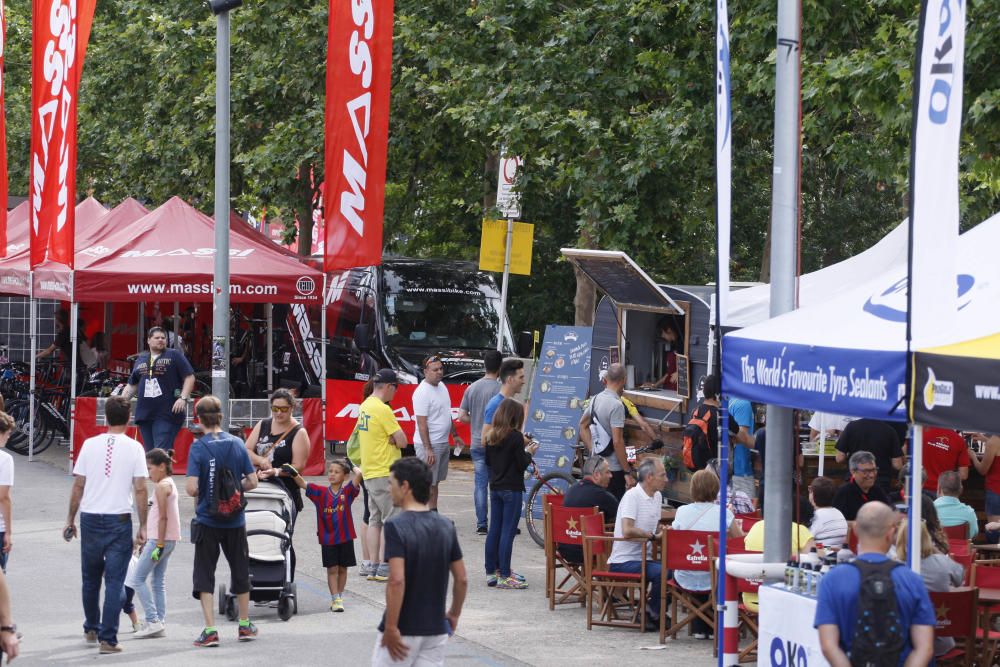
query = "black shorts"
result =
(191, 521, 251, 599)
(321, 541, 357, 568)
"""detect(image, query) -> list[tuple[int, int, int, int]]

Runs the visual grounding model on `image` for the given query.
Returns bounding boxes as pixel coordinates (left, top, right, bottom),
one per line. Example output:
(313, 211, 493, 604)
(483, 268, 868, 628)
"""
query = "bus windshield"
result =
(382, 289, 501, 349)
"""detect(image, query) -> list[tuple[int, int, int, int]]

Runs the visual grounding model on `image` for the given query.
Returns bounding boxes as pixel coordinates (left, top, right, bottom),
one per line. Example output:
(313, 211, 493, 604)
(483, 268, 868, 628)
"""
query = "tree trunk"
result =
(295, 162, 319, 257)
(483, 152, 499, 213)
(759, 214, 772, 283)
(573, 265, 597, 325)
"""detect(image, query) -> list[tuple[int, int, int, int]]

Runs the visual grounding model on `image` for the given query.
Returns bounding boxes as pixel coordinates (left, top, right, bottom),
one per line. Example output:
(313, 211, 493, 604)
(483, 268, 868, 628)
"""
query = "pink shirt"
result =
(147, 478, 181, 542)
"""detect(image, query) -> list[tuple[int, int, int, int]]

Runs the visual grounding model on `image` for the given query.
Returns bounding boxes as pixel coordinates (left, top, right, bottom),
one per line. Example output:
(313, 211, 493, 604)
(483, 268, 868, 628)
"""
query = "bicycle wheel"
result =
(525, 471, 575, 548)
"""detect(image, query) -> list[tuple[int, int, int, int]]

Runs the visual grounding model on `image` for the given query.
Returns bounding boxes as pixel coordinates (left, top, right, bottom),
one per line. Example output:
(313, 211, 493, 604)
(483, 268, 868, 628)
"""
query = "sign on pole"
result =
(495, 155, 522, 219)
(479, 219, 533, 275)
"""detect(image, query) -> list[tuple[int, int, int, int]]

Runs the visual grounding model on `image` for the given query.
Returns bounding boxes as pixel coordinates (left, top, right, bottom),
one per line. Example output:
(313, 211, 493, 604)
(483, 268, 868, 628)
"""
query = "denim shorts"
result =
(986, 490, 1000, 517)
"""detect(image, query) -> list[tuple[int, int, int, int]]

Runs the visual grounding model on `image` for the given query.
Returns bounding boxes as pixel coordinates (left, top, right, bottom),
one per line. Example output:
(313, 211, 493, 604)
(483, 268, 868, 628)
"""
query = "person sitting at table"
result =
(895, 518, 963, 658)
(808, 476, 848, 550)
(742, 519, 814, 612)
(606, 458, 667, 630)
(671, 469, 742, 640)
(558, 457, 619, 564)
(834, 419, 903, 496)
(832, 451, 891, 522)
(933, 471, 978, 540)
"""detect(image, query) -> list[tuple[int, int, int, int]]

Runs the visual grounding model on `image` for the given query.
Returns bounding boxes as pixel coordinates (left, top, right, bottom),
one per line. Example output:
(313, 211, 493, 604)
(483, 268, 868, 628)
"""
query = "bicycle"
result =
(523, 439, 665, 548)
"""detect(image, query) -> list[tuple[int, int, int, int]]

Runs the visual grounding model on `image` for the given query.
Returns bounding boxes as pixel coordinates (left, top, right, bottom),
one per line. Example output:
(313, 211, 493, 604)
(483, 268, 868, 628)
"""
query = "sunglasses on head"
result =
(423, 356, 442, 369)
(270, 405, 292, 413)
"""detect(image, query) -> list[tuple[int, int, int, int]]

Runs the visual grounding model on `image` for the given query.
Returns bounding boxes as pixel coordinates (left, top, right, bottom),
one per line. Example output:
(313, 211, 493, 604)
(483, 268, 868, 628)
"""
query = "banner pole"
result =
(28, 280, 35, 463)
(212, 7, 233, 419)
(496, 218, 513, 352)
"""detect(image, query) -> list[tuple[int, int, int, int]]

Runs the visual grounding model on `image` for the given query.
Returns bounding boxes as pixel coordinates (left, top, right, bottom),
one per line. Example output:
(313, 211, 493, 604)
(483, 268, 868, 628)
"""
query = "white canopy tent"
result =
(722, 212, 1000, 419)
(721, 221, 908, 329)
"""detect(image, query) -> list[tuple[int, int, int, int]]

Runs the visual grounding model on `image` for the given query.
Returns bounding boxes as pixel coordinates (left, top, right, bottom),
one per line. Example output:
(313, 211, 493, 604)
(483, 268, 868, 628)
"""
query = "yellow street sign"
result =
(479, 219, 533, 275)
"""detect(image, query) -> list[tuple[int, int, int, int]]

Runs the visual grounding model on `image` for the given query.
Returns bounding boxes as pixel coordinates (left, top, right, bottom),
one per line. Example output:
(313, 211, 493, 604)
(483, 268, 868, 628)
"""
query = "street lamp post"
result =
(209, 0, 242, 422)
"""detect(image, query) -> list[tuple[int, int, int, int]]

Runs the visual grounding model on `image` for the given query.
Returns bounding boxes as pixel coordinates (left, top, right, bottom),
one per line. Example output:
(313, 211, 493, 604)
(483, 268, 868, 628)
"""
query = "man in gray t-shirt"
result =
(458, 351, 502, 533)
(579, 364, 634, 500)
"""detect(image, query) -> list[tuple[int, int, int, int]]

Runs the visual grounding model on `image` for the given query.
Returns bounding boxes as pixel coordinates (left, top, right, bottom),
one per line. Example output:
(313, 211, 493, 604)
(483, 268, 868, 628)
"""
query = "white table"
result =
(757, 584, 830, 667)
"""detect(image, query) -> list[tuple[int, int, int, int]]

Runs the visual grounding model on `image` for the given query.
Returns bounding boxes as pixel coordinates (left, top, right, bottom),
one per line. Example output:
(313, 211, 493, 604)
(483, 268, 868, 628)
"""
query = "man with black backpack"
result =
(186, 396, 259, 648)
(815, 501, 934, 666)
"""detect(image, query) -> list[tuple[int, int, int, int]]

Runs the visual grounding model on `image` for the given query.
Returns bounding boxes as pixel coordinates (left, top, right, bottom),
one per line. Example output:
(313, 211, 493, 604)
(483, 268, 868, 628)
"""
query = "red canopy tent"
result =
(0, 198, 108, 295)
(42, 197, 326, 474)
(33, 197, 322, 303)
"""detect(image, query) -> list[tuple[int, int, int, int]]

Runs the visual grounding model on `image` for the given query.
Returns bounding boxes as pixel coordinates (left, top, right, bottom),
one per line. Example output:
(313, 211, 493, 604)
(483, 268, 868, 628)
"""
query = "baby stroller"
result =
(218, 481, 298, 621)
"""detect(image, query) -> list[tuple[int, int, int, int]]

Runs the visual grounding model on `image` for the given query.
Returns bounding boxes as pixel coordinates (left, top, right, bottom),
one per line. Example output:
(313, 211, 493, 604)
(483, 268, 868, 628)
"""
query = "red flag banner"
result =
(324, 0, 393, 272)
(0, 0, 8, 258)
(28, 0, 96, 269)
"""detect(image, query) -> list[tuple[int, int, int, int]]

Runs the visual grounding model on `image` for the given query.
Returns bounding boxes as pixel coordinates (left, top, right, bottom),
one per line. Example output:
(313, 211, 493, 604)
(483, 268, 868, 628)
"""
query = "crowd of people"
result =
(0, 320, 987, 666)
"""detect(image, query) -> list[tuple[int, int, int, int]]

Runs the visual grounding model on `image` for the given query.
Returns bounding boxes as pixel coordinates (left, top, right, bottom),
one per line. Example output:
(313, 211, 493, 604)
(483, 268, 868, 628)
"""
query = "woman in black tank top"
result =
(245, 390, 311, 512)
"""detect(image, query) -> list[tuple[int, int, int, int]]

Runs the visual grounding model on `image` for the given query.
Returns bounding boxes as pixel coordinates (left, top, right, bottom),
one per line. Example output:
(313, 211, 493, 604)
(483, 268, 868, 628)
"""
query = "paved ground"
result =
(7, 445, 720, 665)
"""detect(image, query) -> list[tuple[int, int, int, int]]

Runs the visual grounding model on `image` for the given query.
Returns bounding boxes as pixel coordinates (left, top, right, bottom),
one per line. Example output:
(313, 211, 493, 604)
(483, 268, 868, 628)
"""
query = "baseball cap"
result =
(373, 368, 399, 384)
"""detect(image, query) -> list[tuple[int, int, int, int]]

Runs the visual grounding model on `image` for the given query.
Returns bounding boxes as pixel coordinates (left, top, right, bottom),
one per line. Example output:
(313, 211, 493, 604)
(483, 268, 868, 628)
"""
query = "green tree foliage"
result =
(1, 0, 997, 332)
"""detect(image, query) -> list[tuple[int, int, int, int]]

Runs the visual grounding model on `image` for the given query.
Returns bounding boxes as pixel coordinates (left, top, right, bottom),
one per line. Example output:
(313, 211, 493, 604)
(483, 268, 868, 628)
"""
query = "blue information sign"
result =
(523, 325, 593, 480)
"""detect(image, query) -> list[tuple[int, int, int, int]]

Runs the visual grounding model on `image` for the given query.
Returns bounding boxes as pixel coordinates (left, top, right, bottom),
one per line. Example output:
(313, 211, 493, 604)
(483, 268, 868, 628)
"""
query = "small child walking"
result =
(285, 459, 362, 612)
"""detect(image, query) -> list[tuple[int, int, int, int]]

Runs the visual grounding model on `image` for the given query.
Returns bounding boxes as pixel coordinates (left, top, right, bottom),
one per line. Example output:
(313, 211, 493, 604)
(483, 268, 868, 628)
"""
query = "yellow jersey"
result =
(357, 395, 402, 479)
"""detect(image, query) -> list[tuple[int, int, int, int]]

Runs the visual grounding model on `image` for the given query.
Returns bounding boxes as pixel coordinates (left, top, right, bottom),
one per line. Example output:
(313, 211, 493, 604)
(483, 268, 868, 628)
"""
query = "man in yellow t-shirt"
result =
(358, 369, 408, 581)
(742, 520, 814, 611)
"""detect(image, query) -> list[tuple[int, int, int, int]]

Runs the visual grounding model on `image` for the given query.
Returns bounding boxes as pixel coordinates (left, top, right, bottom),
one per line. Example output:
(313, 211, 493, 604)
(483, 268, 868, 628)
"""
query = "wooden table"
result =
(978, 587, 1000, 605)
(974, 544, 1000, 560)
(660, 507, 676, 524)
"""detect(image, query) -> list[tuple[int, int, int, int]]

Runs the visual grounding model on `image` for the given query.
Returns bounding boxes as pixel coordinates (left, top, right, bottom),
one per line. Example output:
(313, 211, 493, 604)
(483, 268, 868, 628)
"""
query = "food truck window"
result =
(620, 310, 686, 390)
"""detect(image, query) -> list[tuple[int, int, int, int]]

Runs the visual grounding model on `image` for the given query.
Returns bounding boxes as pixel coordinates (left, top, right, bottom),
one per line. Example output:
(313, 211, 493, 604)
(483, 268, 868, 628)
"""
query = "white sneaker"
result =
(131, 621, 144, 634)
(135, 621, 165, 638)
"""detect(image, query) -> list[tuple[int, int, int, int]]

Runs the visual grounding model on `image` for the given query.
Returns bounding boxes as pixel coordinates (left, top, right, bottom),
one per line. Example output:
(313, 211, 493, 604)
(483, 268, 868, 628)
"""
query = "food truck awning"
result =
(560, 249, 683, 314)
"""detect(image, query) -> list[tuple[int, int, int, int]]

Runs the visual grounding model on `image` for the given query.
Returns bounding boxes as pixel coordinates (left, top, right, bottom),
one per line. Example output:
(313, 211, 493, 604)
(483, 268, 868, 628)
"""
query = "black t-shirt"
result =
(254, 418, 304, 511)
(378, 511, 463, 636)
(835, 419, 903, 493)
(832, 479, 890, 521)
(485, 431, 533, 491)
(559, 479, 619, 563)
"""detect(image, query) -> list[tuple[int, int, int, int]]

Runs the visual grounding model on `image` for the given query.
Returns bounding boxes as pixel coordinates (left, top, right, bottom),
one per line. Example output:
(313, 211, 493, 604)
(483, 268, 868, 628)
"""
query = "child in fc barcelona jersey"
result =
(285, 458, 362, 612)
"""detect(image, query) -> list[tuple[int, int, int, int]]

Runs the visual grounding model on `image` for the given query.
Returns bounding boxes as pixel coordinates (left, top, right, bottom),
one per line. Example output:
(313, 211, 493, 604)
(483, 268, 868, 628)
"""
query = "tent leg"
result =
(70, 302, 79, 471)
(137, 303, 145, 350)
(266, 303, 273, 394)
(909, 425, 924, 575)
(29, 292, 36, 464)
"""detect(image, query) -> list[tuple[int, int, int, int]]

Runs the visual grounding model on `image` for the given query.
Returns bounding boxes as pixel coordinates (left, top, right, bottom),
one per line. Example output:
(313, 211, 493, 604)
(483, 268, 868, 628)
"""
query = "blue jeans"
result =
(484, 489, 522, 578)
(128, 540, 177, 624)
(470, 447, 490, 530)
(137, 419, 183, 453)
(609, 560, 663, 618)
(0, 532, 8, 572)
(81, 513, 133, 645)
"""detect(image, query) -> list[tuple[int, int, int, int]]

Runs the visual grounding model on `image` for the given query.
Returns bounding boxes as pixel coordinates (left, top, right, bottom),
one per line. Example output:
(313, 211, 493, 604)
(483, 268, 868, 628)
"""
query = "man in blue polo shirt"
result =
(815, 501, 934, 666)
(728, 398, 757, 505)
(124, 327, 195, 452)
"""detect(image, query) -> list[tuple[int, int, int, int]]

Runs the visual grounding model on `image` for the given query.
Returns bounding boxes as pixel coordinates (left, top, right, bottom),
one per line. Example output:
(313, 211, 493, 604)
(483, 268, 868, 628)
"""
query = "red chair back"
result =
(581, 513, 608, 556)
(665, 529, 714, 572)
(948, 539, 971, 557)
(972, 561, 1000, 588)
(848, 524, 858, 554)
(736, 517, 761, 534)
(544, 493, 565, 509)
(551, 505, 597, 546)
(927, 588, 978, 637)
(942, 523, 969, 541)
(950, 551, 973, 585)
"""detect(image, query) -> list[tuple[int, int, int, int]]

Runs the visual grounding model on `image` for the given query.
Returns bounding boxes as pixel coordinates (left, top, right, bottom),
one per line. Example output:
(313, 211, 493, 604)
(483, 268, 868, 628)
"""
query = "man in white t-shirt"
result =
(413, 356, 464, 510)
(607, 458, 667, 626)
(65, 396, 148, 655)
(808, 412, 852, 443)
(0, 414, 14, 572)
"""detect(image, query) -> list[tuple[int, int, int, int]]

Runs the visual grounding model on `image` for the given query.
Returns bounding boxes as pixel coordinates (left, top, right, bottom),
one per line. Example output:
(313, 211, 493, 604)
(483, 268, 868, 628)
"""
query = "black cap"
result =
(373, 368, 399, 384)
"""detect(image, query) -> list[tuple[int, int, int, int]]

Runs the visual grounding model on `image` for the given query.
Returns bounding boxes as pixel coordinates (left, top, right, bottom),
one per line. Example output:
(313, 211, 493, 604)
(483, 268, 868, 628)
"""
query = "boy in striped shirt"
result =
(286, 459, 362, 612)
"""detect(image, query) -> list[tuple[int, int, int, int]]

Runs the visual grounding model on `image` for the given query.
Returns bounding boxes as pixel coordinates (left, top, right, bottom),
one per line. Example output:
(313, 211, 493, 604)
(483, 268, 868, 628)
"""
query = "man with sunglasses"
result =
(413, 357, 464, 512)
(832, 451, 890, 522)
(358, 369, 408, 582)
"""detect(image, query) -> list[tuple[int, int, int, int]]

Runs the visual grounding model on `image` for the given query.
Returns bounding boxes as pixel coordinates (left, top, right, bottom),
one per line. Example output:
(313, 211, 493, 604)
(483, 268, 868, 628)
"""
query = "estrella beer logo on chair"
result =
(564, 517, 581, 541)
(686, 539, 707, 564)
(770, 637, 807, 667)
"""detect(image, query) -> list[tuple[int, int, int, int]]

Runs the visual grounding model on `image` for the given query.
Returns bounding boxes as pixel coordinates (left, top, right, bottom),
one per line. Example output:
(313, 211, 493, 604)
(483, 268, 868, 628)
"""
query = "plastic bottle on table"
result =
(801, 546, 820, 567)
(836, 543, 855, 564)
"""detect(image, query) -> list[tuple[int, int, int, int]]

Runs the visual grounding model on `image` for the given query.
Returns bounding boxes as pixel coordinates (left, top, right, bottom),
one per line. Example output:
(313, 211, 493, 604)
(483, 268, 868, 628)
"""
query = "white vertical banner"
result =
(716, 0, 732, 324)
(908, 0, 965, 347)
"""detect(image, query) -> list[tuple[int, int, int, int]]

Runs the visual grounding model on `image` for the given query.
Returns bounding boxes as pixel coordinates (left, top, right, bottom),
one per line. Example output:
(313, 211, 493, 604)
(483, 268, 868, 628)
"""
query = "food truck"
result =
(561, 249, 716, 503)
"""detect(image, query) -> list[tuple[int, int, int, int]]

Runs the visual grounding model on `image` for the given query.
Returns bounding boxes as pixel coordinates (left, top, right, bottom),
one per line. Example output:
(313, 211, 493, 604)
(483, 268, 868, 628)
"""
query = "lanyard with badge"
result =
(144, 354, 163, 398)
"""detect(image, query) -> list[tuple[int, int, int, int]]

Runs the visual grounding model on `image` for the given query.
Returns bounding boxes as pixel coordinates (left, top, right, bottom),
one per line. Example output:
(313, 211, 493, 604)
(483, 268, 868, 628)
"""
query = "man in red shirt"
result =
(922, 427, 969, 494)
